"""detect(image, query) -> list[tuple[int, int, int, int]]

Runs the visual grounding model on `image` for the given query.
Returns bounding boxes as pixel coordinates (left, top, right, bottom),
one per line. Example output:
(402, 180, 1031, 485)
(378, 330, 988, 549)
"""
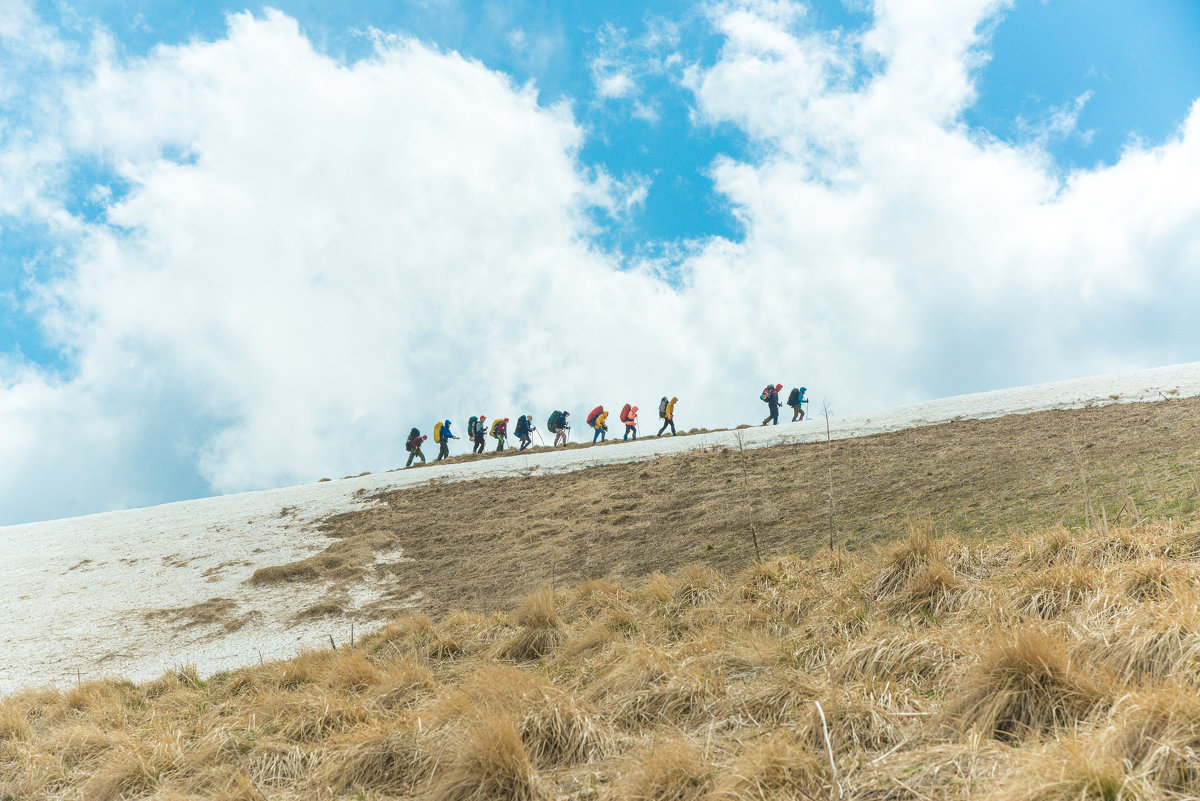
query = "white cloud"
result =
(597, 71, 636, 99)
(683, 0, 1200, 405)
(0, 10, 687, 522)
(2, 2, 1200, 524)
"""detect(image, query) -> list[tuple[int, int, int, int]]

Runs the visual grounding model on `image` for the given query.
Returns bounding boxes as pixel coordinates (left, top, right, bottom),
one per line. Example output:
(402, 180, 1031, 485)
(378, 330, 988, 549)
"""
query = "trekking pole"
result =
(535, 428, 545, 446)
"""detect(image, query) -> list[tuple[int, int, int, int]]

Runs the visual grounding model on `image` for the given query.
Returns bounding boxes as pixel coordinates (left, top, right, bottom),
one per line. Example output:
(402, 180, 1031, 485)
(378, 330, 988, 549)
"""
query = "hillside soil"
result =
(250, 395, 1200, 618)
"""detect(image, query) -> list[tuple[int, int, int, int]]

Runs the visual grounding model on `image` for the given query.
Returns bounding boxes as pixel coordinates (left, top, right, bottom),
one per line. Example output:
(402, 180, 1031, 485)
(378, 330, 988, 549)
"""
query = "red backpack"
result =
(587, 405, 603, 427)
(620, 403, 632, 422)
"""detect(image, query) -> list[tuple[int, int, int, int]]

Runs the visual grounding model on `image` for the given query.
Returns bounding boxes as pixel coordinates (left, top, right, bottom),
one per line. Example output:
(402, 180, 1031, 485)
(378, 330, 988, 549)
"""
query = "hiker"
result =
(491, 417, 508, 452)
(658, 396, 678, 436)
(589, 407, 609, 443)
(621, 403, 639, 440)
(549, 410, 570, 447)
(405, 429, 427, 467)
(761, 383, 783, 425)
(788, 386, 807, 421)
(433, 419, 457, 462)
(515, 414, 535, 451)
(470, 415, 487, 454)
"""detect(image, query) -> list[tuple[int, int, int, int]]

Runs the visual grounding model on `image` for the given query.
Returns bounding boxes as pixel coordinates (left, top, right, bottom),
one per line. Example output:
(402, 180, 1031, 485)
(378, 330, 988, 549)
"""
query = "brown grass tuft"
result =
(865, 517, 944, 600)
(619, 736, 712, 801)
(432, 712, 545, 801)
(1078, 596, 1200, 686)
(943, 626, 1107, 741)
(1100, 684, 1200, 793)
(496, 588, 564, 661)
(324, 652, 383, 693)
(711, 730, 825, 801)
(319, 721, 428, 795)
(1012, 563, 1103, 619)
(81, 745, 165, 801)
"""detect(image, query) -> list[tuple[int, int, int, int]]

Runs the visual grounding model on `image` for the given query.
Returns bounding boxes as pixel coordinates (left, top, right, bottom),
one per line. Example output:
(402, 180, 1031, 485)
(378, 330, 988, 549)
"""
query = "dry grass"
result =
(6, 524, 1200, 798)
(10, 395, 1200, 800)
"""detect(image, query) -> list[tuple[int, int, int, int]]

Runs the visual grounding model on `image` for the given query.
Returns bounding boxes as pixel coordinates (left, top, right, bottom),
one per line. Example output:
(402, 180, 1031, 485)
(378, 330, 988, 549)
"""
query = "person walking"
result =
(761, 383, 783, 426)
(788, 386, 807, 421)
(471, 415, 487, 454)
(592, 409, 609, 443)
(405, 429, 427, 467)
(658, 396, 678, 436)
(549, 410, 570, 447)
(434, 419, 457, 462)
(516, 414, 535, 451)
(621, 404, 639, 440)
(491, 417, 509, 452)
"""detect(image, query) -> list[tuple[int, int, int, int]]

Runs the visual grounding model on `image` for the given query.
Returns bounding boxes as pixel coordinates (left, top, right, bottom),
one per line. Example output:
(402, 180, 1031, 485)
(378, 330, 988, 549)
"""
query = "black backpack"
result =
(787, 387, 800, 405)
(406, 427, 420, 452)
(658, 397, 668, 418)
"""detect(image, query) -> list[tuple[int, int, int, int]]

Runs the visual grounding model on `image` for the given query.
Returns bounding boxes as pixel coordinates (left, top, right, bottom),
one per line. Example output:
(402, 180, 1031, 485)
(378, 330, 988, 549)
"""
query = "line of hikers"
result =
(403, 385, 806, 466)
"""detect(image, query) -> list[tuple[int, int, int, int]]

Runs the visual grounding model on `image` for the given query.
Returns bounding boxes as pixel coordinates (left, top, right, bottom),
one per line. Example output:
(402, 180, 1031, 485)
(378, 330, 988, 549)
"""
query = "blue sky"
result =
(1, 0, 1199, 523)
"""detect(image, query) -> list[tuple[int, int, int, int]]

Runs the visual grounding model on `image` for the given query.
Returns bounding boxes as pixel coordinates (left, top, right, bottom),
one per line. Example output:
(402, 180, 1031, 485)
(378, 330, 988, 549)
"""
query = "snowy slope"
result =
(3, 362, 1199, 694)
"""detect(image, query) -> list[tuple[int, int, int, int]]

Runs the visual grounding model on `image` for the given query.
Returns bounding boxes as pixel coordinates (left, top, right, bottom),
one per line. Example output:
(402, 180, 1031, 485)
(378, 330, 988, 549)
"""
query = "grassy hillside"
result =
(6, 396, 1200, 800)
(5, 520, 1200, 800)
(252, 395, 1200, 619)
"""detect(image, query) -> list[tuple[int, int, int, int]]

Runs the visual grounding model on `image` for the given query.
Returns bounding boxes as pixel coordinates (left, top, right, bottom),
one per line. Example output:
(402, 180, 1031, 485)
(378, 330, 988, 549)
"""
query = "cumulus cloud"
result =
(1, 1, 1199, 524)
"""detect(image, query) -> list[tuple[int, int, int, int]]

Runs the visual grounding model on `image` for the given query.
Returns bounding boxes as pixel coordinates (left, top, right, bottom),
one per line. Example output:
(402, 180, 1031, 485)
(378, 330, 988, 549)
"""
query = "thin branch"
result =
(733, 430, 762, 561)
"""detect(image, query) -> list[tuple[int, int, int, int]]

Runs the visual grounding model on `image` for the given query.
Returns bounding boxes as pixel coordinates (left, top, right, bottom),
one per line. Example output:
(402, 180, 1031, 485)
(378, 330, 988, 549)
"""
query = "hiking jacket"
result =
(665, 398, 677, 419)
(595, 411, 609, 430)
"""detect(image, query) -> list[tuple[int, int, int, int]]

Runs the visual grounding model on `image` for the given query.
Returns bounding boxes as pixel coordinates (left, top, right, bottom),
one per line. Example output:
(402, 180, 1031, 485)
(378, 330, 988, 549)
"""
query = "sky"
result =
(0, 0, 1198, 525)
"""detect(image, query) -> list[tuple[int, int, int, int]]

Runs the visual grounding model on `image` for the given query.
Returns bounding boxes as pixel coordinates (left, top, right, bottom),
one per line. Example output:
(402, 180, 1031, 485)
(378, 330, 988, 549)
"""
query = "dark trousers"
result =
(762, 405, 779, 425)
(473, 436, 484, 454)
(436, 440, 449, 461)
(791, 403, 804, 421)
(658, 418, 675, 435)
(406, 447, 424, 467)
(496, 437, 504, 452)
(519, 433, 531, 450)
(624, 424, 637, 440)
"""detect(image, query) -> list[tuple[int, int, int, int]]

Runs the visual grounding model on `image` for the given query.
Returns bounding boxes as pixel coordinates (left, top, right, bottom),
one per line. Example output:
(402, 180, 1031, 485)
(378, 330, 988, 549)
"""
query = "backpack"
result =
(548, 411, 561, 431)
(620, 403, 632, 422)
(658, 397, 668, 418)
(489, 419, 499, 437)
(760, 385, 773, 403)
(587, 406, 603, 427)
(405, 427, 420, 452)
(787, 387, 800, 405)
(433, 421, 444, 443)
(516, 415, 528, 435)
(468, 416, 478, 438)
